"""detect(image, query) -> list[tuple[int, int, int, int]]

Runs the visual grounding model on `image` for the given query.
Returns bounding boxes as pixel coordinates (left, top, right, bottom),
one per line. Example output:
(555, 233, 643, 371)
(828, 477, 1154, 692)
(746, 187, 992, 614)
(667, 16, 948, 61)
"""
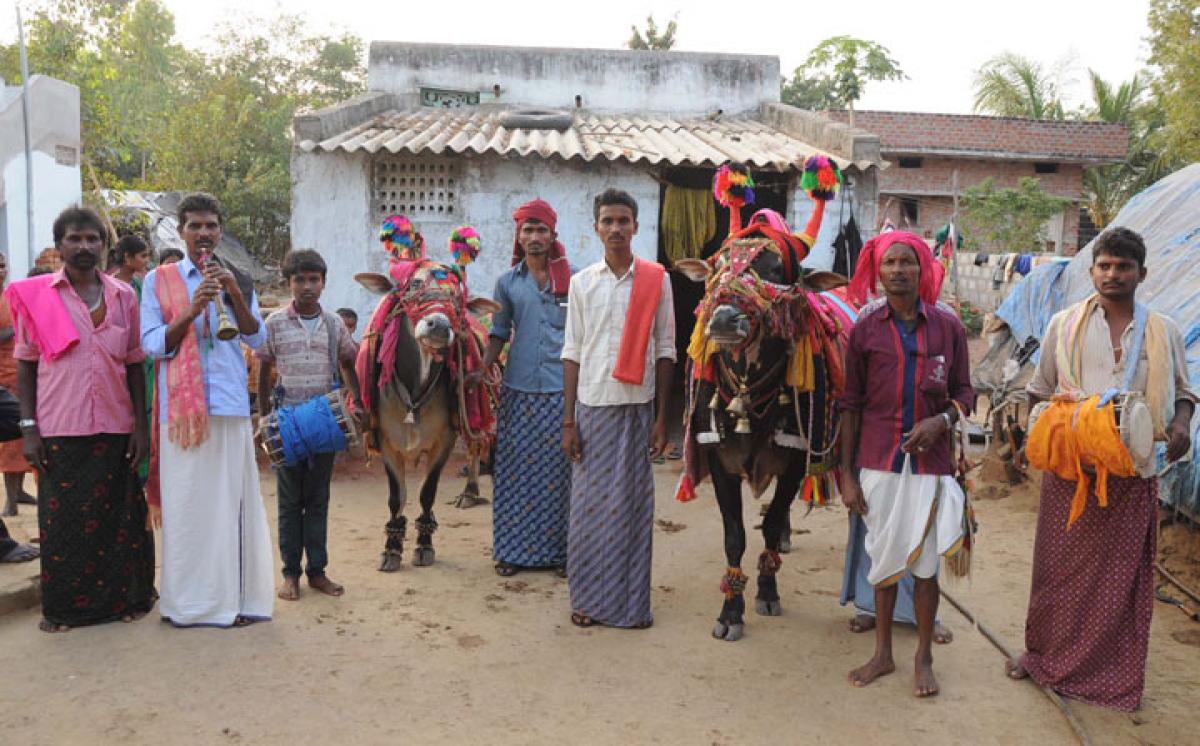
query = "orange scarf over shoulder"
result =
(612, 258, 665, 384)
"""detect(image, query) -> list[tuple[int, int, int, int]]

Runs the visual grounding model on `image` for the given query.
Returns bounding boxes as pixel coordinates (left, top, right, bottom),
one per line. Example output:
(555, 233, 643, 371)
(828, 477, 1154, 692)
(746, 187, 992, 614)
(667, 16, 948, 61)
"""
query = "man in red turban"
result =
(847, 230, 945, 306)
(511, 199, 571, 296)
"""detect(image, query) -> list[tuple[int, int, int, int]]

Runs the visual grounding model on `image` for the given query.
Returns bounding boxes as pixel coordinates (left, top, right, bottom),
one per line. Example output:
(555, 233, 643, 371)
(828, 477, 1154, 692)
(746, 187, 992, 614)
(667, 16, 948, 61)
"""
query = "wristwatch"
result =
(18, 418, 36, 430)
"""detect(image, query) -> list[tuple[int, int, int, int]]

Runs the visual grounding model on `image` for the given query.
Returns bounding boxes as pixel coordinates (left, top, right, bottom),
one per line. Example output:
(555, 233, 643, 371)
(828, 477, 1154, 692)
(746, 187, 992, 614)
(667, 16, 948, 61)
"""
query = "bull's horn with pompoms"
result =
(794, 155, 843, 250)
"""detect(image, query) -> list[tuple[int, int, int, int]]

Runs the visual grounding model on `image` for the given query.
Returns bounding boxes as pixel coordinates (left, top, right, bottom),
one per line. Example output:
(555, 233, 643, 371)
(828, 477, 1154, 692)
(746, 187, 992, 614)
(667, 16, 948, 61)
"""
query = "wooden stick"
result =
(939, 588, 1093, 746)
(1156, 562, 1200, 607)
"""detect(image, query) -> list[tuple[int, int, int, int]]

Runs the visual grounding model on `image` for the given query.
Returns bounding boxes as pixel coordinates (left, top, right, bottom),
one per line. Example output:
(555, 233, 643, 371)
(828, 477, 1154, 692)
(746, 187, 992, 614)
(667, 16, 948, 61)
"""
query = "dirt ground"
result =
(0, 450, 1198, 745)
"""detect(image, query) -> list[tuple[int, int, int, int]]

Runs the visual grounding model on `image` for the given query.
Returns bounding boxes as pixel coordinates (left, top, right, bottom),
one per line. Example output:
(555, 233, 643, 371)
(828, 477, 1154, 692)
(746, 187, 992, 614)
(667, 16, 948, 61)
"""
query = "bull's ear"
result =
(803, 270, 848, 292)
(673, 259, 712, 283)
(354, 272, 395, 294)
(466, 296, 502, 316)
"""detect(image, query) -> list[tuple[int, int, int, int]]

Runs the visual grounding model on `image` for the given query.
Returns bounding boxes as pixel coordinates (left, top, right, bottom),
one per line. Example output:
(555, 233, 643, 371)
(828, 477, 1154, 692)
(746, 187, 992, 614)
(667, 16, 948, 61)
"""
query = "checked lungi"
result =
(567, 401, 655, 628)
(493, 386, 571, 568)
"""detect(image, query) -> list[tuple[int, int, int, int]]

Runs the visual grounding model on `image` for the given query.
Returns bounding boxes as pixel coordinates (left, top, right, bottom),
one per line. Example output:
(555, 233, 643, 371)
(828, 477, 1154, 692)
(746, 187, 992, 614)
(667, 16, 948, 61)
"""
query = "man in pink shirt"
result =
(9, 207, 155, 633)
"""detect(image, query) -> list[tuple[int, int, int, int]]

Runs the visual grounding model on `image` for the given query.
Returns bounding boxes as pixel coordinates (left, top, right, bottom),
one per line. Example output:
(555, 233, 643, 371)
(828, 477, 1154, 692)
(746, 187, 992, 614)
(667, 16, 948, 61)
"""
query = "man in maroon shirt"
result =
(839, 232, 974, 698)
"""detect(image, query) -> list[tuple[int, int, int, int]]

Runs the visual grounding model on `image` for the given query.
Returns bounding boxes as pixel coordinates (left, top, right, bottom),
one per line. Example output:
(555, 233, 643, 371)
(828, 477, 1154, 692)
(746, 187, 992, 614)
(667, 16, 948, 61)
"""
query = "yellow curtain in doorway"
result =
(662, 184, 716, 265)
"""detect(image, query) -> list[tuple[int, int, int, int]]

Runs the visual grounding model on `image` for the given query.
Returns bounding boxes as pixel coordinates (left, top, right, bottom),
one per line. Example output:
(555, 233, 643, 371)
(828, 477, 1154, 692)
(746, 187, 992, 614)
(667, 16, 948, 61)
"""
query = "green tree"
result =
(785, 36, 905, 124)
(780, 74, 839, 111)
(153, 16, 365, 259)
(627, 14, 677, 51)
(972, 52, 1068, 120)
(1147, 0, 1200, 165)
(1080, 71, 1173, 228)
(960, 177, 1072, 253)
(2, 0, 366, 260)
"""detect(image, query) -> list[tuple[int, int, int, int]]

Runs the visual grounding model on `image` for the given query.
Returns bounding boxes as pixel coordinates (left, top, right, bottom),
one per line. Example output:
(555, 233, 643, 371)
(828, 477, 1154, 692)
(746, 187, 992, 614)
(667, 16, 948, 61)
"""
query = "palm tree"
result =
(972, 53, 1067, 120)
(1082, 70, 1174, 228)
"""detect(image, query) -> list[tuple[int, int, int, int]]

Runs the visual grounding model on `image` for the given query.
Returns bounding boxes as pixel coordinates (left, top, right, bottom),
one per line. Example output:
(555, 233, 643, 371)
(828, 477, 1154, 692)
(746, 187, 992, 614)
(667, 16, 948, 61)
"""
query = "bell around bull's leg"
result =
(755, 550, 783, 616)
(415, 439, 452, 565)
(714, 568, 748, 641)
(413, 513, 438, 567)
(379, 463, 407, 572)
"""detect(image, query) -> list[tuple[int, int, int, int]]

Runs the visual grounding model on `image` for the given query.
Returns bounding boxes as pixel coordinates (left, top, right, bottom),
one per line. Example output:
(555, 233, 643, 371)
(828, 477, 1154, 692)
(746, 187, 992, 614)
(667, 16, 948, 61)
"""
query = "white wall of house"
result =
(368, 43, 777, 115)
(0, 76, 82, 279)
(291, 150, 661, 326)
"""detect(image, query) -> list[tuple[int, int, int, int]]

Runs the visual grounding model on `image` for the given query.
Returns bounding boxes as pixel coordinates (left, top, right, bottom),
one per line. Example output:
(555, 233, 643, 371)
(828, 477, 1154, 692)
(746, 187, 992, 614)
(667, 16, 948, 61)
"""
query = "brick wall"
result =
(876, 157, 1083, 253)
(823, 110, 1128, 161)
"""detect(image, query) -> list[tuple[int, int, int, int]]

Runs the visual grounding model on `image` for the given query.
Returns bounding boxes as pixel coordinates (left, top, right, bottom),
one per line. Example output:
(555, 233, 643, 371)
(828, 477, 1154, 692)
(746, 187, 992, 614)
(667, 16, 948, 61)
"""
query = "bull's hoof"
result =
(378, 551, 403, 573)
(712, 621, 744, 642)
(756, 598, 783, 616)
(778, 537, 792, 554)
(454, 492, 486, 509)
(413, 546, 436, 566)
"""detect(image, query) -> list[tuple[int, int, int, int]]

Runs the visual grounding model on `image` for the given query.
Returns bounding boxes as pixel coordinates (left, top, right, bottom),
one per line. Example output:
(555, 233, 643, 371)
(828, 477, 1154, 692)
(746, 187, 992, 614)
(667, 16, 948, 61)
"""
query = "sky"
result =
(1, 0, 1153, 114)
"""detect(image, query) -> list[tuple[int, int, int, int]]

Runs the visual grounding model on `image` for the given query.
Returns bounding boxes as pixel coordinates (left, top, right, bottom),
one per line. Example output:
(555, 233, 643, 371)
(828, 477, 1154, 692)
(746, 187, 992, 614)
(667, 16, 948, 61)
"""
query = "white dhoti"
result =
(159, 416, 274, 627)
(861, 457, 965, 588)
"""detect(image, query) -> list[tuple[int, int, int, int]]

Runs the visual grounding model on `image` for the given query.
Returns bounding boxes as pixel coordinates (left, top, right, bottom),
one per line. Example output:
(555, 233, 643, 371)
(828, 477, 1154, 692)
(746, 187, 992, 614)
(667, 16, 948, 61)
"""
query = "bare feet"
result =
(38, 619, 70, 633)
(914, 656, 940, 697)
(1005, 657, 1029, 680)
(277, 576, 300, 601)
(1, 501, 14, 516)
(0, 542, 38, 563)
(121, 610, 149, 623)
(309, 574, 344, 597)
(17, 491, 35, 505)
(848, 613, 876, 633)
(934, 621, 953, 644)
(848, 655, 896, 687)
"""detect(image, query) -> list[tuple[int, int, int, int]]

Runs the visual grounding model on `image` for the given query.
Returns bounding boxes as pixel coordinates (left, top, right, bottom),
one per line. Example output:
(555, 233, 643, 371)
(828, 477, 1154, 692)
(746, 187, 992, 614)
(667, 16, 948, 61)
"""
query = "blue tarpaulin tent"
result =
(992, 164, 1200, 515)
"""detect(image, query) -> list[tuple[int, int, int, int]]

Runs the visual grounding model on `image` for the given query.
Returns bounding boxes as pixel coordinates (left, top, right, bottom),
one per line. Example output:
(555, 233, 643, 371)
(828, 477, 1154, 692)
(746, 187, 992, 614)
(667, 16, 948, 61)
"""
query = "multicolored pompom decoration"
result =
(713, 163, 756, 209)
(380, 214, 422, 261)
(449, 225, 482, 267)
(800, 155, 843, 201)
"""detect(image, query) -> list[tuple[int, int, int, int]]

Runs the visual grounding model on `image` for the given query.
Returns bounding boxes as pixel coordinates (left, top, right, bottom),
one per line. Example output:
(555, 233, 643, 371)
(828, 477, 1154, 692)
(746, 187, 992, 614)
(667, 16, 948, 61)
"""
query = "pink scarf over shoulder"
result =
(155, 264, 209, 448)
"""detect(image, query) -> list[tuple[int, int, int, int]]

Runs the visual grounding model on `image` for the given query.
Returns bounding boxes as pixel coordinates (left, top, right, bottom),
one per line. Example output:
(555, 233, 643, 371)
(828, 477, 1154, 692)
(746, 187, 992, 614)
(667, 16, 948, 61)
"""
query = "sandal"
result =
(667, 444, 683, 460)
(38, 619, 70, 633)
(553, 565, 568, 579)
(631, 618, 653, 629)
(570, 611, 595, 628)
(494, 562, 519, 577)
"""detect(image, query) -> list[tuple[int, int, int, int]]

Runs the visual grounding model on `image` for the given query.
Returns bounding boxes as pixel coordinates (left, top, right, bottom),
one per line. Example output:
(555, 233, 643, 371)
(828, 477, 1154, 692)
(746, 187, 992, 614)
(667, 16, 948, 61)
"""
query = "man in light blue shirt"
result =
(478, 199, 575, 578)
(140, 192, 274, 628)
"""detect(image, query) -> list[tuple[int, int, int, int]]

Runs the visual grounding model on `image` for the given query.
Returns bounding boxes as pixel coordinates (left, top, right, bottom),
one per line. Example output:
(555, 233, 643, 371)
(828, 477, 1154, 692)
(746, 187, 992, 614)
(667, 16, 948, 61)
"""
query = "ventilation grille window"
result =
(373, 157, 460, 220)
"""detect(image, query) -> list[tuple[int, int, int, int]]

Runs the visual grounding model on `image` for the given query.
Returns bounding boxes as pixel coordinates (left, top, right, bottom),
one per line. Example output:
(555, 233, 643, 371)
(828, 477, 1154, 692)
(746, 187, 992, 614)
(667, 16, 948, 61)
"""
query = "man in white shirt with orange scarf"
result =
(561, 188, 675, 629)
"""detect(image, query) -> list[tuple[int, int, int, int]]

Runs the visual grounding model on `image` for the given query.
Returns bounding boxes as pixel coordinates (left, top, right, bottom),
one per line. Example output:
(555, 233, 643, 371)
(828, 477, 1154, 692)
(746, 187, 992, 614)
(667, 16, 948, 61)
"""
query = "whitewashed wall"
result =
(291, 151, 660, 327)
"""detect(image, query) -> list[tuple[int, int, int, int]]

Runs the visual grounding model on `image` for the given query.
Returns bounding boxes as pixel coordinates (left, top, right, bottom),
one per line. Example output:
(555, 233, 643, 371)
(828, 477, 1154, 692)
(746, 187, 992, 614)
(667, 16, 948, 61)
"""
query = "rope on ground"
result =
(939, 588, 1093, 746)
(1156, 562, 1200, 607)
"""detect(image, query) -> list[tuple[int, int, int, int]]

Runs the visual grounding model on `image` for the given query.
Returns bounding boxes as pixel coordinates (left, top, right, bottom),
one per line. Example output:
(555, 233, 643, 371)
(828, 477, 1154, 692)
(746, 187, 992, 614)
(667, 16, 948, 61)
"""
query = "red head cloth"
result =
(847, 230, 945, 306)
(512, 199, 571, 295)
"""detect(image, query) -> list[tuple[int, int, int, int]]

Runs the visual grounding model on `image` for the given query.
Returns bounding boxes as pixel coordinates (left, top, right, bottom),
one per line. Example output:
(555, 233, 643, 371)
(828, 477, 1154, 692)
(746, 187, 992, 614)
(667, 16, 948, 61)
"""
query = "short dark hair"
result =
(27, 266, 52, 277)
(158, 248, 185, 264)
(113, 234, 150, 265)
(177, 192, 223, 227)
(1092, 227, 1147, 268)
(593, 189, 638, 221)
(52, 207, 109, 248)
(281, 248, 327, 280)
(336, 307, 358, 323)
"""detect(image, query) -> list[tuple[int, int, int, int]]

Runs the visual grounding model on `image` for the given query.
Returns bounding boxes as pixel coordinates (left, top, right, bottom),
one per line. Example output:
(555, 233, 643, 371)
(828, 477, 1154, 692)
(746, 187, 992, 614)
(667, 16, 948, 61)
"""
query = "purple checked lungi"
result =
(568, 401, 655, 628)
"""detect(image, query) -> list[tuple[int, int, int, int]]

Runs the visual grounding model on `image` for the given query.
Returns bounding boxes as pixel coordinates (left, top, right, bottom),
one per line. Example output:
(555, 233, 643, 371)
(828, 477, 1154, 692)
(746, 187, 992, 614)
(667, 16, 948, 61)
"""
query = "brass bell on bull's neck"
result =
(727, 387, 748, 416)
(778, 390, 792, 406)
(709, 392, 720, 411)
(734, 415, 752, 434)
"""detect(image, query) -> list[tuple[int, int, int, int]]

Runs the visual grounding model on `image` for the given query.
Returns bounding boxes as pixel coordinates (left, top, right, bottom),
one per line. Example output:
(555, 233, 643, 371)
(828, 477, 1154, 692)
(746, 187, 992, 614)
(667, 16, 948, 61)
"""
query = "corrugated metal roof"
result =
(297, 109, 848, 171)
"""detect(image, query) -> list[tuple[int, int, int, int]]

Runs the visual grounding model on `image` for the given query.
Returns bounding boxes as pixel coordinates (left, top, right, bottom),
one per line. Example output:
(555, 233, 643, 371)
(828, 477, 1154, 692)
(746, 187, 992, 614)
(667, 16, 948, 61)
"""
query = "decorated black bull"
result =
(355, 217, 499, 572)
(674, 159, 855, 641)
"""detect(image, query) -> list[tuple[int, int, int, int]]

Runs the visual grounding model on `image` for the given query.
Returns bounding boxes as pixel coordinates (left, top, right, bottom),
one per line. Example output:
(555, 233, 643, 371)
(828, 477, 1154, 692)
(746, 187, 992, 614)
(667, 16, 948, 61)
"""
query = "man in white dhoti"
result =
(838, 231, 974, 697)
(141, 193, 274, 628)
